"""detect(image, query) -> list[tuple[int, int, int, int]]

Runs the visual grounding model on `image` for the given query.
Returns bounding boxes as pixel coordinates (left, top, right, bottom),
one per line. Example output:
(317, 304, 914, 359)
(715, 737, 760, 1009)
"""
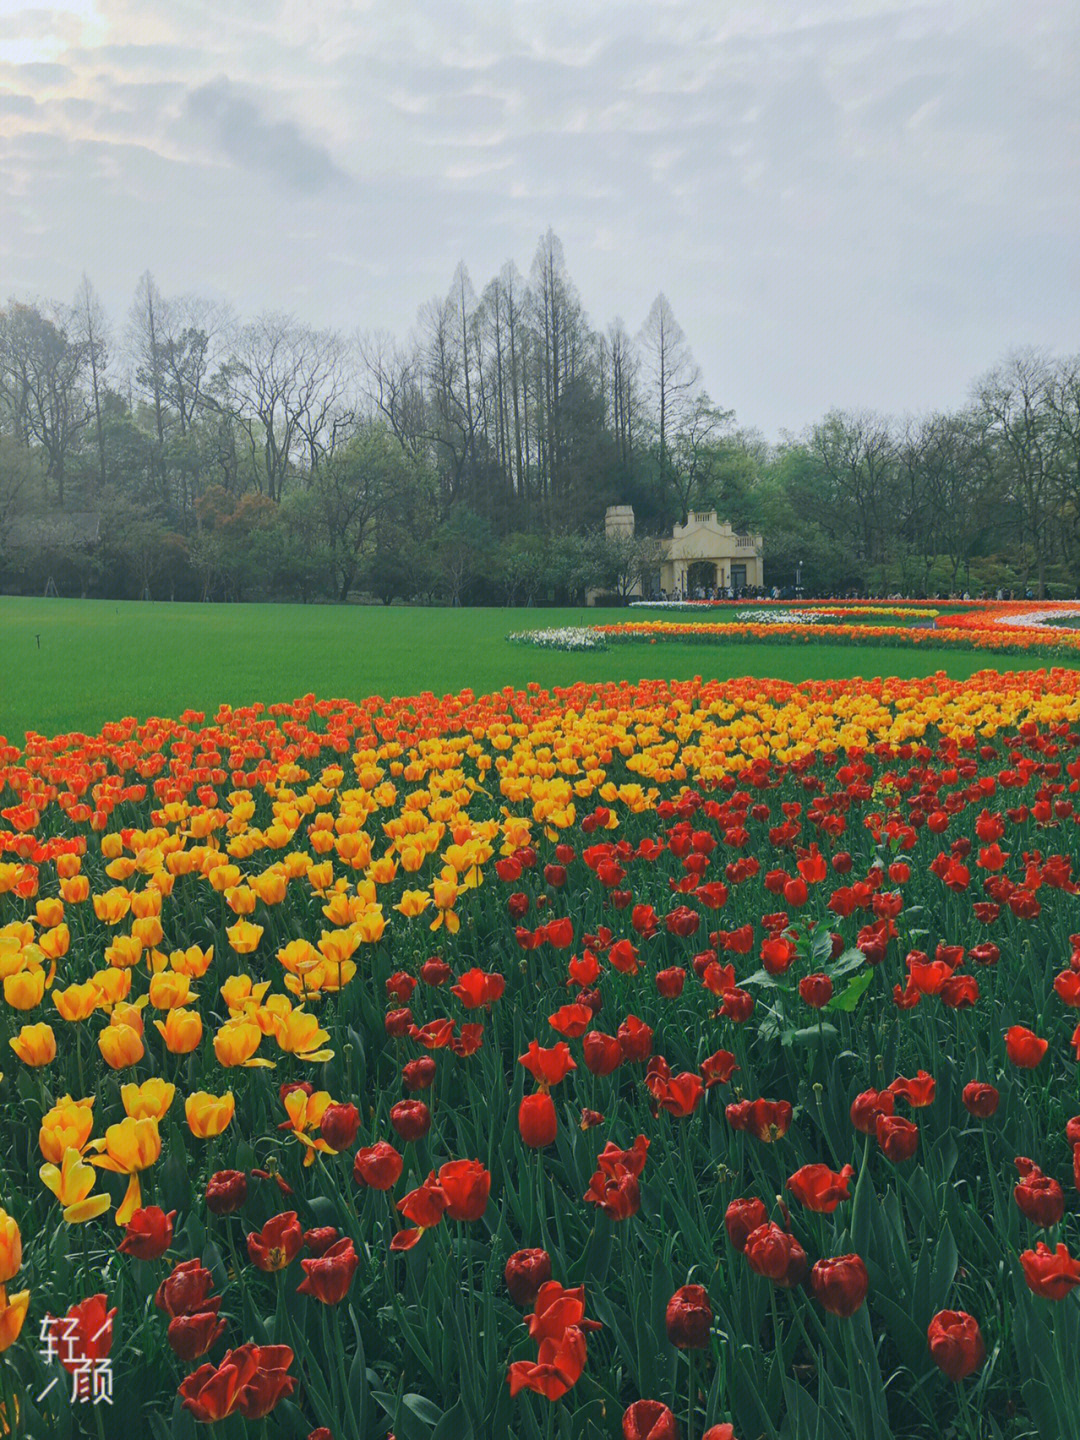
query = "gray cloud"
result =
(0, 0, 1077, 435)
(182, 77, 349, 193)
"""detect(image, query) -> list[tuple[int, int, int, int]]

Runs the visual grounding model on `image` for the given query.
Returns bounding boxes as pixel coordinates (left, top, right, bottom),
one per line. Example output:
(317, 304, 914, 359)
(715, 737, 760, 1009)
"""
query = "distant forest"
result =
(1, 229, 1079, 603)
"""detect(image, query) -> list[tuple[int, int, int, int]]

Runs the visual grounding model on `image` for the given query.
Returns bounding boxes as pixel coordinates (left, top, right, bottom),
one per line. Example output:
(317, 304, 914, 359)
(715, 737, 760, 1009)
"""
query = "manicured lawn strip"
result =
(0, 598, 1055, 741)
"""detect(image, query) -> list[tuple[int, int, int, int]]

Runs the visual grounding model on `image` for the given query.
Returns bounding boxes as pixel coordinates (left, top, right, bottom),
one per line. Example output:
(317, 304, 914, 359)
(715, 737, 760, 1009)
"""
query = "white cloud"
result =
(0, 0, 1077, 433)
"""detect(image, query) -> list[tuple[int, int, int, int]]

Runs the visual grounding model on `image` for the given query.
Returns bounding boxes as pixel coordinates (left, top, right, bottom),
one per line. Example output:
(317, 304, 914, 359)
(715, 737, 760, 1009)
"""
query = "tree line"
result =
(1, 230, 1078, 604)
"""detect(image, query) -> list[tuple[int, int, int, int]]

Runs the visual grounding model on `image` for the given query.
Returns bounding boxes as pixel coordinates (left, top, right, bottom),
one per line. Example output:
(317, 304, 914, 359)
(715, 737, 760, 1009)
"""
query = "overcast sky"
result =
(1, 0, 1078, 437)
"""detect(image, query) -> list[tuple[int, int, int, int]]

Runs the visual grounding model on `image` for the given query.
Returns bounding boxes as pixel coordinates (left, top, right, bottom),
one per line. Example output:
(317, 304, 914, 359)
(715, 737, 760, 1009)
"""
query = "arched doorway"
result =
(687, 560, 717, 595)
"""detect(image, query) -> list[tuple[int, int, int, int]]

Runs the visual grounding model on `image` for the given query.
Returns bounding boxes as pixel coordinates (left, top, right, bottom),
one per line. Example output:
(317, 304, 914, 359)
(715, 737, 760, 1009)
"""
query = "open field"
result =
(0, 597, 1061, 740)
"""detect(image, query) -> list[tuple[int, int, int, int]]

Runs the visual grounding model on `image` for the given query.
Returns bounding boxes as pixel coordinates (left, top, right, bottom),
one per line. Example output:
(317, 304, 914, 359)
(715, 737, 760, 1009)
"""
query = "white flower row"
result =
(993, 607, 1080, 630)
(507, 627, 608, 651)
(729, 609, 824, 625)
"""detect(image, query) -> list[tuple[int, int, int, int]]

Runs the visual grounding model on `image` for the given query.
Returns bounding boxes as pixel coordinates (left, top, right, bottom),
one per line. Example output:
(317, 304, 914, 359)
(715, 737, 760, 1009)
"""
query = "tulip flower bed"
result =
(2, 671, 1080, 1438)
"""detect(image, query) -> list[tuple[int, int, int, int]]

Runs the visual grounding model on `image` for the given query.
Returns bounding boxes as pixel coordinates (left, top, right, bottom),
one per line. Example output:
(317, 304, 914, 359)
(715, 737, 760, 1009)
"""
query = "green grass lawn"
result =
(0, 596, 1064, 741)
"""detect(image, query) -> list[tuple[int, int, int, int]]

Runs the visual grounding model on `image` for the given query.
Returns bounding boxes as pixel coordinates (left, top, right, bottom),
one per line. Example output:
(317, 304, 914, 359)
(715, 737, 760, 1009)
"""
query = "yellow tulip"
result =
(220, 975, 269, 1013)
(120, 1077, 175, 1120)
(89, 967, 132, 1006)
(252, 993, 292, 1036)
(3, 968, 45, 1011)
(273, 1009, 334, 1063)
(353, 908, 386, 944)
(277, 938, 320, 974)
(185, 1090, 235, 1139)
(128, 888, 162, 919)
(39, 1147, 111, 1223)
(34, 899, 65, 928)
(280, 1088, 336, 1165)
(110, 1000, 145, 1035)
(224, 885, 256, 916)
(0, 1290, 29, 1352)
(208, 863, 241, 892)
(307, 861, 334, 891)
(226, 920, 263, 954)
(93, 888, 131, 924)
(317, 929, 359, 966)
(98, 1023, 144, 1070)
(394, 888, 431, 918)
(87, 1116, 162, 1225)
(0, 1211, 21, 1283)
(36, 924, 69, 961)
(103, 934, 143, 969)
(168, 944, 214, 978)
(52, 982, 98, 1022)
(250, 870, 287, 904)
(213, 1018, 273, 1068)
(39, 1097, 95, 1164)
(9, 1023, 56, 1066)
(131, 916, 164, 949)
(148, 972, 194, 1010)
(153, 1007, 203, 1054)
(59, 874, 90, 903)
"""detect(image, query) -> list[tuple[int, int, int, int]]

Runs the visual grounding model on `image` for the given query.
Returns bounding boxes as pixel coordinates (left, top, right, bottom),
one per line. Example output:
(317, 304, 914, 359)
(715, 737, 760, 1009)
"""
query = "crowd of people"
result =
(647, 584, 1041, 604)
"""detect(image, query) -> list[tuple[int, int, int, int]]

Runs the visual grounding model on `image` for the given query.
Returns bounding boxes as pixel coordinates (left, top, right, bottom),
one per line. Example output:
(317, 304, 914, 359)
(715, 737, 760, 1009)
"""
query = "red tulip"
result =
(1004, 1025, 1048, 1068)
(850, 1088, 894, 1134)
(519, 1040, 576, 1087)
(875, 1114, 919, 1162)
(519, 1092, 557, 1148)
(744, 1223, 808, 1287)
(451, 968, 506, 1008)
(724, 1197, 768, 1252)
(584, 1169, 640, 1220)
(247, 1212, 304, 1272)
(888, 1071, 936, 1107)
(179, 1343, 295, 1421)
(799, 974, 833, 1008)
(507, 1326, 587, 1400)
(420, 957, 451, 985)
(155, 1258, 217, 1318)
(206, 1170, 248, 1215)
(167, 1308, 227, 1361)
(702, 1428, 737, 1440)
(118, 1205, 175, 1260)
(353, 1141, 403, 1191)
(389, 1100, 431, 1142)
(548, 1003, 593, 1037)
(297, 1238, 359, 1305)
(1014, 1159, 1065, 1227)
(700, 1049, 738, 1087)
(402, 1057, 437, 1090)
(391, 1172, 450, 1251)
(656, 967, 686, 998)
(582, 1030, 623, 1076)
(319, 1102, 360, 1151)
(810, 1255, 869, 1316)
(617, 1015, 654, 1062)
(437, 1159, 491, 1221)
(386, 971, 417, 1002)
(505, 1248, 552, 1306)
(44, 1295, 116, 1373)
(303, 1227, 340, 1257)
(665, 1285, 712, 1348)
(786, 1164, 855, 1213)
(623, 1399, 681, 1440)
(1020, 1241, 1080, 1299)
(927, 1310, 985, 1381)
(962, 1082, 999, 1118)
